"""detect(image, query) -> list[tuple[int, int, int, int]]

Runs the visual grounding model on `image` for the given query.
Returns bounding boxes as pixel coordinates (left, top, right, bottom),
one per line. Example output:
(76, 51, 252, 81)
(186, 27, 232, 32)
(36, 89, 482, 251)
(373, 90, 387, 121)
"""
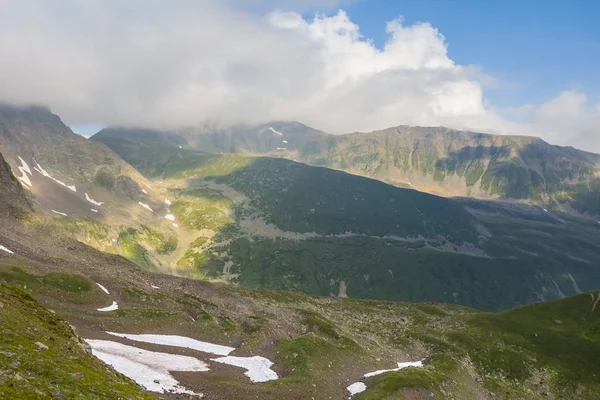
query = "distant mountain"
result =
(84, 134, 600, 311)
(94, 123, 600, 216)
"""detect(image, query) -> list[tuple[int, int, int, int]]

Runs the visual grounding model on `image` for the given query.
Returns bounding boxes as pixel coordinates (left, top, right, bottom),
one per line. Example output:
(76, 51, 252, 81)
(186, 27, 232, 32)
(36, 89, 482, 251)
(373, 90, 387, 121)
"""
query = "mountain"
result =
(3, 144, 600, 399)
(6, 108, 600, 312)
(94, 123, 600, 216)
(0, 151, 31, 219)
(0, 105, 182, 270)
(84, 134, 600, 311)
(0, 105, 165, 217)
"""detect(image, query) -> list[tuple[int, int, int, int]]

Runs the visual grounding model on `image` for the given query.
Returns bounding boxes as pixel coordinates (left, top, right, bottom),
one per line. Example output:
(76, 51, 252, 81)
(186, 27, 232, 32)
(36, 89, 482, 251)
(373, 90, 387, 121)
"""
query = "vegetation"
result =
(0, 284, 154, 399)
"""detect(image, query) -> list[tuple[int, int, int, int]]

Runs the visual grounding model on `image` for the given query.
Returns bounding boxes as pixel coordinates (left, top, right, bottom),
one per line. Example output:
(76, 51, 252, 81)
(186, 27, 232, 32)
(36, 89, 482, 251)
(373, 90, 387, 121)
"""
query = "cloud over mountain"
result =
(0, 0, 598, 150)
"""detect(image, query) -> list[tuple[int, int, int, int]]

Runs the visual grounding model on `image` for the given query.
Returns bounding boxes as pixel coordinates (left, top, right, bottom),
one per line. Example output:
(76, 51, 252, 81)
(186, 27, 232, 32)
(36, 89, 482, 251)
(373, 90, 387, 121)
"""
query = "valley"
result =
(2, 105, 600, 399)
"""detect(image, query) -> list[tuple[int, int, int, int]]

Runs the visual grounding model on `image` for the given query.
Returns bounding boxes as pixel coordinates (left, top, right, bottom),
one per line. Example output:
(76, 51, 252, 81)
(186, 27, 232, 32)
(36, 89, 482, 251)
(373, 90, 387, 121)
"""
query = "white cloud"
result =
(0, 1, 597, 152)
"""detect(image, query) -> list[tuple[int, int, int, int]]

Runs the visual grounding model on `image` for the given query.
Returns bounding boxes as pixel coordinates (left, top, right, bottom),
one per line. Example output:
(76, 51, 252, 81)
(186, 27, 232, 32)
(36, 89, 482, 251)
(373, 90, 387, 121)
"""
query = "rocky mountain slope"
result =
(4, 107, 600, 312)
(80, 140, 600, 311)
(94, 123, 600, 216)
(3, 148, 600, 399)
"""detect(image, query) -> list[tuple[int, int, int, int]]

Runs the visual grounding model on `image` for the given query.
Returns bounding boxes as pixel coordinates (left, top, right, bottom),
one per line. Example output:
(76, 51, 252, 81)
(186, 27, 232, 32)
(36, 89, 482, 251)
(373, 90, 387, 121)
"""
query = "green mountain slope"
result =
(2, 145, 600, 399)
(0, 284, 154, 399)
(93, 124, 600, 216)
(81, 144, 600, 311)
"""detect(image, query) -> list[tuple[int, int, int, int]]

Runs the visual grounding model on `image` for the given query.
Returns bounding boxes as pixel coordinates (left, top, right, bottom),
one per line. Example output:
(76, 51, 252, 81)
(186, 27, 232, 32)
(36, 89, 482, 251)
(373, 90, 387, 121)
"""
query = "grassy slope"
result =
(0, 282, 154, 399)
(2, 254, 600, 399)
(62, 146, 600, 311)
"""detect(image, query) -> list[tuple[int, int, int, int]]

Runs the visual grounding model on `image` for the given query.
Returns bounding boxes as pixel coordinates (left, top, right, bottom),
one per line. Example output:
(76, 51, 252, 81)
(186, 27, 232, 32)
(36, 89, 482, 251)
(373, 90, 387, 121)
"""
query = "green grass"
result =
(0, 284, 154, 399)
(170, 188, 233, 231)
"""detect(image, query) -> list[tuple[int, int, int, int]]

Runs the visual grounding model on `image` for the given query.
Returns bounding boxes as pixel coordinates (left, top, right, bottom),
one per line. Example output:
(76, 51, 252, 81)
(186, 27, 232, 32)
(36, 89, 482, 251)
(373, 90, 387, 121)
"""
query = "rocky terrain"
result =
(3, 145, 600, 399)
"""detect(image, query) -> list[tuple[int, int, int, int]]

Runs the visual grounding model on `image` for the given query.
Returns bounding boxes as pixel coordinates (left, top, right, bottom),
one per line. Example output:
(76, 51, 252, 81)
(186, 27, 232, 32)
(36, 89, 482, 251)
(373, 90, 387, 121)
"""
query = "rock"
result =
(35, 342, 49, 350)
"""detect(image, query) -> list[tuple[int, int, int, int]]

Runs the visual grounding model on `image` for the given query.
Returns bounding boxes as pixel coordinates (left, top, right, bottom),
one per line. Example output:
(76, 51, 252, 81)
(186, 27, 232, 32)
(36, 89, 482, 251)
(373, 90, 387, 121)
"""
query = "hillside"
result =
(2, 148, 600, 398)
(94, 123, 600, 216)
(5, 107, 600, 312)
(0, 104, 170, 219)
(76, 142, 600, 311)
(0, 105, 182, 270)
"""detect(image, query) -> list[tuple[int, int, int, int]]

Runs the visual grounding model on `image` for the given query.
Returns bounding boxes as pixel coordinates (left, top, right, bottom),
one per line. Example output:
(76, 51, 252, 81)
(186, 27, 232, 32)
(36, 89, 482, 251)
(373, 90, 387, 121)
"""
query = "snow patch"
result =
(16, 156, 33, 187)
(172, 223, 179, 228)
(542, 208, 548, 212)
(142, 189, 148, 194)
(0, 245, 14, 254)
(98, 301, 119, 312)
(165, 199, 172, 206)
(85, 339, 206, 396)
(347, 382, 367, 396)
(96, 283, 110, 294)
(282, 140, 288, 144)
(268, 127, 283, 136)
(105, 332, 235, 356)
(34, 162, 76, 192)
(138, 202, 153, 212)
(165, 214, 175, 221)
(211, 356, 278, 382)
(151, 285, 160, 289)
(567, 272, 583, 294)
(363, 360, 424, 378)
(179, 145, 183, 149)
(276, 147, 287, 150)
(90, 209, 98, 213)
(85, 193, 103, 206)
(51, 210, 67, 216)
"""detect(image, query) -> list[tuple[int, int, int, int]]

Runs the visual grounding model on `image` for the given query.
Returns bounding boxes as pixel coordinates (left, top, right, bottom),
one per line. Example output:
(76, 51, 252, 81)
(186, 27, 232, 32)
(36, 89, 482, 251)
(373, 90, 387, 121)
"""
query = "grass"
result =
(0, 284, 154, 400)
(170, 187, 233, 231)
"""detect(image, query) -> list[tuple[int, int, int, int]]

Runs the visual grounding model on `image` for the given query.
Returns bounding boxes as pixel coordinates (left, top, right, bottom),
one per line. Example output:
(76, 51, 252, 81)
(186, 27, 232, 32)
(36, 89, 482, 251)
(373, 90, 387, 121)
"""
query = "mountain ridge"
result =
(92, 121, 600, 217)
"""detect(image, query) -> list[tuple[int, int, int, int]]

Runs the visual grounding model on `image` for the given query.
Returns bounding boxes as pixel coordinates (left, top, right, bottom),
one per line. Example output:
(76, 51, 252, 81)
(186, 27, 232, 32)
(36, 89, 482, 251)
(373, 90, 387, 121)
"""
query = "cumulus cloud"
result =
(0, 0, 597, 151)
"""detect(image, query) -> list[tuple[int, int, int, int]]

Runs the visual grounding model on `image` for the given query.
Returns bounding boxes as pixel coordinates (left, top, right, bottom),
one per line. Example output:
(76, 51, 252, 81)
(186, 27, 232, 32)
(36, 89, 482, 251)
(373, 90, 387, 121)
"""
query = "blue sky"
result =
(342, 0, 600, 108)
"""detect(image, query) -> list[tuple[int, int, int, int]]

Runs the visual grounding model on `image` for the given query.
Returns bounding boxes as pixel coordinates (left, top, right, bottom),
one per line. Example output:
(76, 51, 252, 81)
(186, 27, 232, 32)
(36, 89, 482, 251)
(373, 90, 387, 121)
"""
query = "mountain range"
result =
(0, 105, 598, 313)
(2, 104, 600, 398)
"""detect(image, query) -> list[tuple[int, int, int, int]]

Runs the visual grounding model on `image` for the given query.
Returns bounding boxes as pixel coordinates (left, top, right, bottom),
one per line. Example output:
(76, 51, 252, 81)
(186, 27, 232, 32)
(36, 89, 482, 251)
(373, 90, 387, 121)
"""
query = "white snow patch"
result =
(142, 189, 148, 194)
(86, 339, 206, 396)
(282, 140, 288, 144)
(172, 223, 179, 228)
(269, 127, 283, 136)
(34, 162, 76, 192)
(276, 147, 287, 151)
(567, 272, 583, 294)
(151, 285, 160, 289)
(364, 360, 424, 378)
(165, 199, 172, 206)
(211, 356, 278, 382)
(347, 382, 367, 396)
(85, 192, 104, 206)
(542, 208, 548, 212)
(98, 301, 119, 312)
(16, 156, 33, 187)
(90, 209, 98, 213)
(105, 332, 235, 356)
(0, 245, 14, 254)
(138, 202, 153, 212)
(165, 214, 176, 221)
(51, 210, 67, 217)
(96, 283, 110, 294)
(407, 181, 412, 186)
(179, 145, 183, 149)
